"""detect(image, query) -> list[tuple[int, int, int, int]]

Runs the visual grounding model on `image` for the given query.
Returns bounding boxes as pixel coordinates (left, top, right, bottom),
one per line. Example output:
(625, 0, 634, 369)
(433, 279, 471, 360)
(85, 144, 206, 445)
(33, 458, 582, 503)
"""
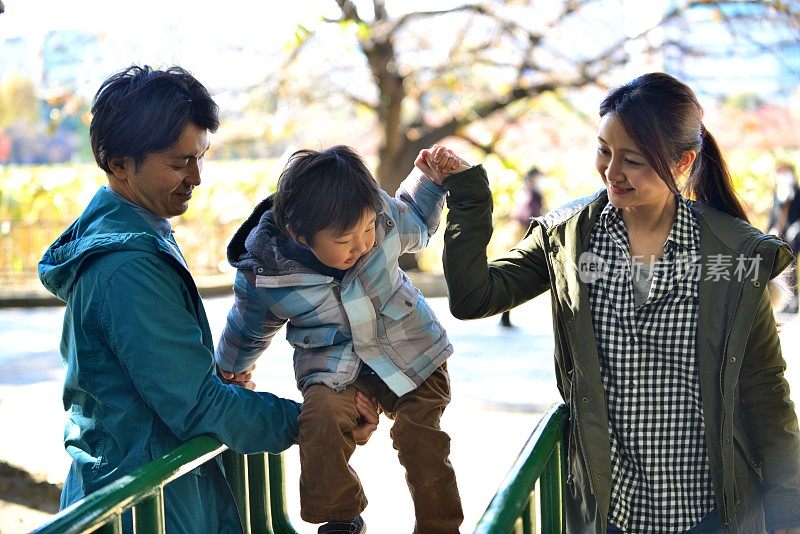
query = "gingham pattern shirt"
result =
(587, 197, 716, 532)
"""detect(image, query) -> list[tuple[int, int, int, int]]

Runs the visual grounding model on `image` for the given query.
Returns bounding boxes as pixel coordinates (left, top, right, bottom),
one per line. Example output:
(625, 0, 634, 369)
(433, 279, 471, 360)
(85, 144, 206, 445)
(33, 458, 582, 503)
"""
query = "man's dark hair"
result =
(90, 65, 219, 174)
(273, 146, 384, 244)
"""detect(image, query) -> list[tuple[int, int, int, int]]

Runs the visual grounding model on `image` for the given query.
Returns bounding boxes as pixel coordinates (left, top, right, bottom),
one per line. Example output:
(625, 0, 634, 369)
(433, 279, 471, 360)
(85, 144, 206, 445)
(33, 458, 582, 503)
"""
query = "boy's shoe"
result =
(318, 516, 366, 534)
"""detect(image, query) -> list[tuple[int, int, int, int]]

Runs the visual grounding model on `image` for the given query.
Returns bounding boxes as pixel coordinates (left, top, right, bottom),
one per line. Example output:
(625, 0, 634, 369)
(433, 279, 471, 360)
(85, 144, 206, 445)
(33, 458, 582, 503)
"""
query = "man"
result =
(38, 65, 377, 533)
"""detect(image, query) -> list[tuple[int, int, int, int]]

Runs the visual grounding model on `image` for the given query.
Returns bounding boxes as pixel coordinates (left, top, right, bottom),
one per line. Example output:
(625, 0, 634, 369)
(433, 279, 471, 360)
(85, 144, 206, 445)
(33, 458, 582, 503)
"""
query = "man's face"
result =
(108, 123, 210, 218)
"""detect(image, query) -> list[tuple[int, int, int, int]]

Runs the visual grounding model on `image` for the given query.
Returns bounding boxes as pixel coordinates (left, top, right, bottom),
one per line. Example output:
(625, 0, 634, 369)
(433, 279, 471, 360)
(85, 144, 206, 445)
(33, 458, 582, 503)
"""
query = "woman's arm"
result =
(740, 289, 800, 531)
(441, 164, 551, 319)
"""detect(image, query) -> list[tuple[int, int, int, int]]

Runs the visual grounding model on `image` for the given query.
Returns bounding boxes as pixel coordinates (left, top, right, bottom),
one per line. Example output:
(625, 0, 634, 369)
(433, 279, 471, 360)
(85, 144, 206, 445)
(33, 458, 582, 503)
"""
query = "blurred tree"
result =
(0, 74, 39, 128)
(265, 0, 799, 197)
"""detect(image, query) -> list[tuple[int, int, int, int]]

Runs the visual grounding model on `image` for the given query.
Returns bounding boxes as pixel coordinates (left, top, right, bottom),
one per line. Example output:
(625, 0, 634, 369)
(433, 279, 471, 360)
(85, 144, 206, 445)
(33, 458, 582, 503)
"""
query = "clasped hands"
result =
(415, 144, 472, 185)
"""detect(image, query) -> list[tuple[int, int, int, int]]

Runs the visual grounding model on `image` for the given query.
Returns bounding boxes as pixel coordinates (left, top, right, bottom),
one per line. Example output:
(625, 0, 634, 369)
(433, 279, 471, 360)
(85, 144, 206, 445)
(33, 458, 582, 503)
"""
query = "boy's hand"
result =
(353, 390, 380, 446)
(415, 144, 472, 185)
(217, 363, 257, 391)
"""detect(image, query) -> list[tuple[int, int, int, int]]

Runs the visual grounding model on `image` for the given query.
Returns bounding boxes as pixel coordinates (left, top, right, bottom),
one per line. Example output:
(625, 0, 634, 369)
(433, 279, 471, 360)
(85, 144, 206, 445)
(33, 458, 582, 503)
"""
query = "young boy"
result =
(215, 145, 464, 533)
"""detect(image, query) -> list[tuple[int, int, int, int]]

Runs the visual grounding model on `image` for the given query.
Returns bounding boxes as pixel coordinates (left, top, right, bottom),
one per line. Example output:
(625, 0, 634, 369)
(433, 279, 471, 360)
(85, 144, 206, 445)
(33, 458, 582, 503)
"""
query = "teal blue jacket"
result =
(39, 187, 301, 534)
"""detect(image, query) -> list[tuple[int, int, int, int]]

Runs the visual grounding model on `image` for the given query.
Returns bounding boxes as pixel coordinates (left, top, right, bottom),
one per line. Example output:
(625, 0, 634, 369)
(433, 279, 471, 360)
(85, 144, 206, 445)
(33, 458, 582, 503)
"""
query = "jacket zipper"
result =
(716, 234, 768, 526)
(545, 222, 596, 496)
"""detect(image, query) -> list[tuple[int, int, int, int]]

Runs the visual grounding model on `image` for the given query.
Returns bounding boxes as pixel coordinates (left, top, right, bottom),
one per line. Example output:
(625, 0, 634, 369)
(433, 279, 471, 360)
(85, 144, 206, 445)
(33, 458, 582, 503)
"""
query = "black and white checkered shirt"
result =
(587, 197, 715, 532)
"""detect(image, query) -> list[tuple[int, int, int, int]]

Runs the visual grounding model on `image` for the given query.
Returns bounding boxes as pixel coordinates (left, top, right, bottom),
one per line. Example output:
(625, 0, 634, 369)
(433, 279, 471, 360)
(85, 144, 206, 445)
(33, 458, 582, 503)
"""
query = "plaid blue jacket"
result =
(215, 171, 453, 396)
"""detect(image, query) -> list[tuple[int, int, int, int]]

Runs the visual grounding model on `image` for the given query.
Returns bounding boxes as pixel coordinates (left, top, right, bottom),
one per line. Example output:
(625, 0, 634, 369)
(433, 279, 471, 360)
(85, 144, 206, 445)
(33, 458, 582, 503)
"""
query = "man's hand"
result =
(353, 390, 380, 446)
(775, 528, 800, 534)
(415, 144, 471, 185)
(217, 363, 256, 391)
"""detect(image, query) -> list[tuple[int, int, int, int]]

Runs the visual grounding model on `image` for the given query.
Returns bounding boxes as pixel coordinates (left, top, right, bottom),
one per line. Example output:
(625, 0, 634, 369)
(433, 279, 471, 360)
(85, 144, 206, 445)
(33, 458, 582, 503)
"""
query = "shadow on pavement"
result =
(0, 461, 61, 514)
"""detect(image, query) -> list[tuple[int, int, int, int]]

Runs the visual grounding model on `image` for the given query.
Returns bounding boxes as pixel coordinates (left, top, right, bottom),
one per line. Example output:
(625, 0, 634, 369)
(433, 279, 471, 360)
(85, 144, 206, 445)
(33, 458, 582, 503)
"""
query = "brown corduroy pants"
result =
(298, 363, 463, 533)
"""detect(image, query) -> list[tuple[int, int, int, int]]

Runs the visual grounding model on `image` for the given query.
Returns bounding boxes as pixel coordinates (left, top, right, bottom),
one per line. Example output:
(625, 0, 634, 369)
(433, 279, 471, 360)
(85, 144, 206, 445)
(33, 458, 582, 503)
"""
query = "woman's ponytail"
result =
(601, 73, 750, 223)
(686, 126, 749, 222)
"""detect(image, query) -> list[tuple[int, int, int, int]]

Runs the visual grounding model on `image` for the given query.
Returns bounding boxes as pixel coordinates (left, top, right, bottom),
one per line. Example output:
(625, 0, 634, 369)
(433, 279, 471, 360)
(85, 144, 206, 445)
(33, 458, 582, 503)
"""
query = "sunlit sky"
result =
(0, 0, 484, 95)
(0, 0, 472, 43)
(0, 0, 795, 102)
(0, 0, 319, 89)
(0, 0, 315, 40)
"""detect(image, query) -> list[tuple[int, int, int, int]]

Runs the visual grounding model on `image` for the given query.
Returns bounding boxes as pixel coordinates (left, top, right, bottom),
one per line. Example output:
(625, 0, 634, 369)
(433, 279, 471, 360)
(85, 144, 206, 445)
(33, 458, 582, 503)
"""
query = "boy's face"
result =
(298, 209, 377, 270)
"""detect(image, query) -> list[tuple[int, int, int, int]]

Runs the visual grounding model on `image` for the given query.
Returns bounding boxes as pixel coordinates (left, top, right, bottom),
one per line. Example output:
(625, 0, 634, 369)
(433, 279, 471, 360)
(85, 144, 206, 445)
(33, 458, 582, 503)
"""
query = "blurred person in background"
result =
(501, 165, 546, 327)
(768, 161, 800, 314)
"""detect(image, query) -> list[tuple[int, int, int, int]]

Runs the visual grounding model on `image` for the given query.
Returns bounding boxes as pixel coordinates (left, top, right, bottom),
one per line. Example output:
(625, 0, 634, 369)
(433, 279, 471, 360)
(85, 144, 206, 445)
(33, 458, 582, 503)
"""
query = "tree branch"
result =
(335, 0, 362, 22)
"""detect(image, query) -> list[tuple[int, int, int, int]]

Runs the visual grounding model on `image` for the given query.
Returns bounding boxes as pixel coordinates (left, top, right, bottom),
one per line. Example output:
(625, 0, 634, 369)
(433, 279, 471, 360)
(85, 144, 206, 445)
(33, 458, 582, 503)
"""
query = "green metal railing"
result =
(31, 436, 297, 534)
(32, 403, 568, 534)
(474, 402, 569, 534)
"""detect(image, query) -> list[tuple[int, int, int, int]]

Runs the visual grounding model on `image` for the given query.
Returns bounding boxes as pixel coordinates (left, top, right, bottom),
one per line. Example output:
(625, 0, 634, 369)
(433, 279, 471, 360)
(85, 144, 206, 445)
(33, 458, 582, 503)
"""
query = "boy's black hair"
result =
(273, 145, 384, 244)
(90, 65, 219, 174)
(273, 145, 383, 244)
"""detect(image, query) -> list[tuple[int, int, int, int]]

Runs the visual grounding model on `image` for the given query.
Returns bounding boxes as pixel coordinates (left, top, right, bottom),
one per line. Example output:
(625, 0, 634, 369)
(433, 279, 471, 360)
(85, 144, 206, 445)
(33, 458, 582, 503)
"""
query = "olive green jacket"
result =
(442, 166, 800, 533)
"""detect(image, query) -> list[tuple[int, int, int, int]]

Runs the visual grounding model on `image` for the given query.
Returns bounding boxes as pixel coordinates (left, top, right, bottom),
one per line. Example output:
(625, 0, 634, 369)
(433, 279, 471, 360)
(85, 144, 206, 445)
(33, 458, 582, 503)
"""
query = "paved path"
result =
(0, 293, 798, 533)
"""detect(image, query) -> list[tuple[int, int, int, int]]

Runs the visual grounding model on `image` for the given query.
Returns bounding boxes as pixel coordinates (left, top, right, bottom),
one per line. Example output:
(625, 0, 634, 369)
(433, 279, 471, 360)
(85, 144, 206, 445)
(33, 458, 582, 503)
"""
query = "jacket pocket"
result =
(381, 282, 418, 320)
(289, 325, 352, 379)
(286, 324, 341, 349)
(379, 282, 445, 365)
(733, 423, 763, 481)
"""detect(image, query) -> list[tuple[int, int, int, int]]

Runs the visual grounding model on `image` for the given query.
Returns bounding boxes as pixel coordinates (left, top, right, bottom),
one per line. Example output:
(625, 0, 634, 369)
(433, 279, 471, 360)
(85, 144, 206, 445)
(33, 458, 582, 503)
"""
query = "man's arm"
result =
(101, 256, 300, 454)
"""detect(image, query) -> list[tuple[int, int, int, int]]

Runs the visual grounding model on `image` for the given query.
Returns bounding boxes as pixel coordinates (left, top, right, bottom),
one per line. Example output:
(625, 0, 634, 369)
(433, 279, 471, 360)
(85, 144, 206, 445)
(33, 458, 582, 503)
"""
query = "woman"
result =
(417, 73, 800, 533)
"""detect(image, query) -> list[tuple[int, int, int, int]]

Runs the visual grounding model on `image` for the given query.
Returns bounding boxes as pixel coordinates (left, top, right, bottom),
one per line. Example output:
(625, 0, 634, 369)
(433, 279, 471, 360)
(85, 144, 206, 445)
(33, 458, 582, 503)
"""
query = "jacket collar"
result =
(539, 189, 792, 278)
(105, 186, 174, 240)
(39, 187, 190, 301)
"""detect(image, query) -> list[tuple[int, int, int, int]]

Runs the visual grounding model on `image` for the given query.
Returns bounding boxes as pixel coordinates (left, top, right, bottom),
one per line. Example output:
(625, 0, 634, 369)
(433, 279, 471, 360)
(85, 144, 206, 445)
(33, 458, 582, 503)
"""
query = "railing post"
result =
(474, 403, 569, 534)
(521, 496, 535, 534)
(133, 489, 165, 533)
(96, 518, 122, 534)
(247, 454, 275, 534)
(268, 453, 298, 534)
(539, 443, 563, 533)
(222, 449, 251, 534)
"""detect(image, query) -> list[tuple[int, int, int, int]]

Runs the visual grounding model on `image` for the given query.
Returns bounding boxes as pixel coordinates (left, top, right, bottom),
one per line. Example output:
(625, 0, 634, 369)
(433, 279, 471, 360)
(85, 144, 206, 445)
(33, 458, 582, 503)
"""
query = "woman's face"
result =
(595, 113, 672, 211)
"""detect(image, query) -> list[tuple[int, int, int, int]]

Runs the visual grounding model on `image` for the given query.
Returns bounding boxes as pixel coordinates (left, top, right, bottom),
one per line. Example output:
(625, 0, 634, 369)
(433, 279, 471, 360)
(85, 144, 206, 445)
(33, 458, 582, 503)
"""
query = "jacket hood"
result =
(38, 188, 179, 302)
(691, 200, 793, 279)
(226, 193, 284, 273)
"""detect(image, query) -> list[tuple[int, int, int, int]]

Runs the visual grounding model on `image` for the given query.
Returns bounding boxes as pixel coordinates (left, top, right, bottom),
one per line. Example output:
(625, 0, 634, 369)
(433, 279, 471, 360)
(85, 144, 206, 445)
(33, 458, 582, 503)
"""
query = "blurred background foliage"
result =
(1, 0, 799, 290)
